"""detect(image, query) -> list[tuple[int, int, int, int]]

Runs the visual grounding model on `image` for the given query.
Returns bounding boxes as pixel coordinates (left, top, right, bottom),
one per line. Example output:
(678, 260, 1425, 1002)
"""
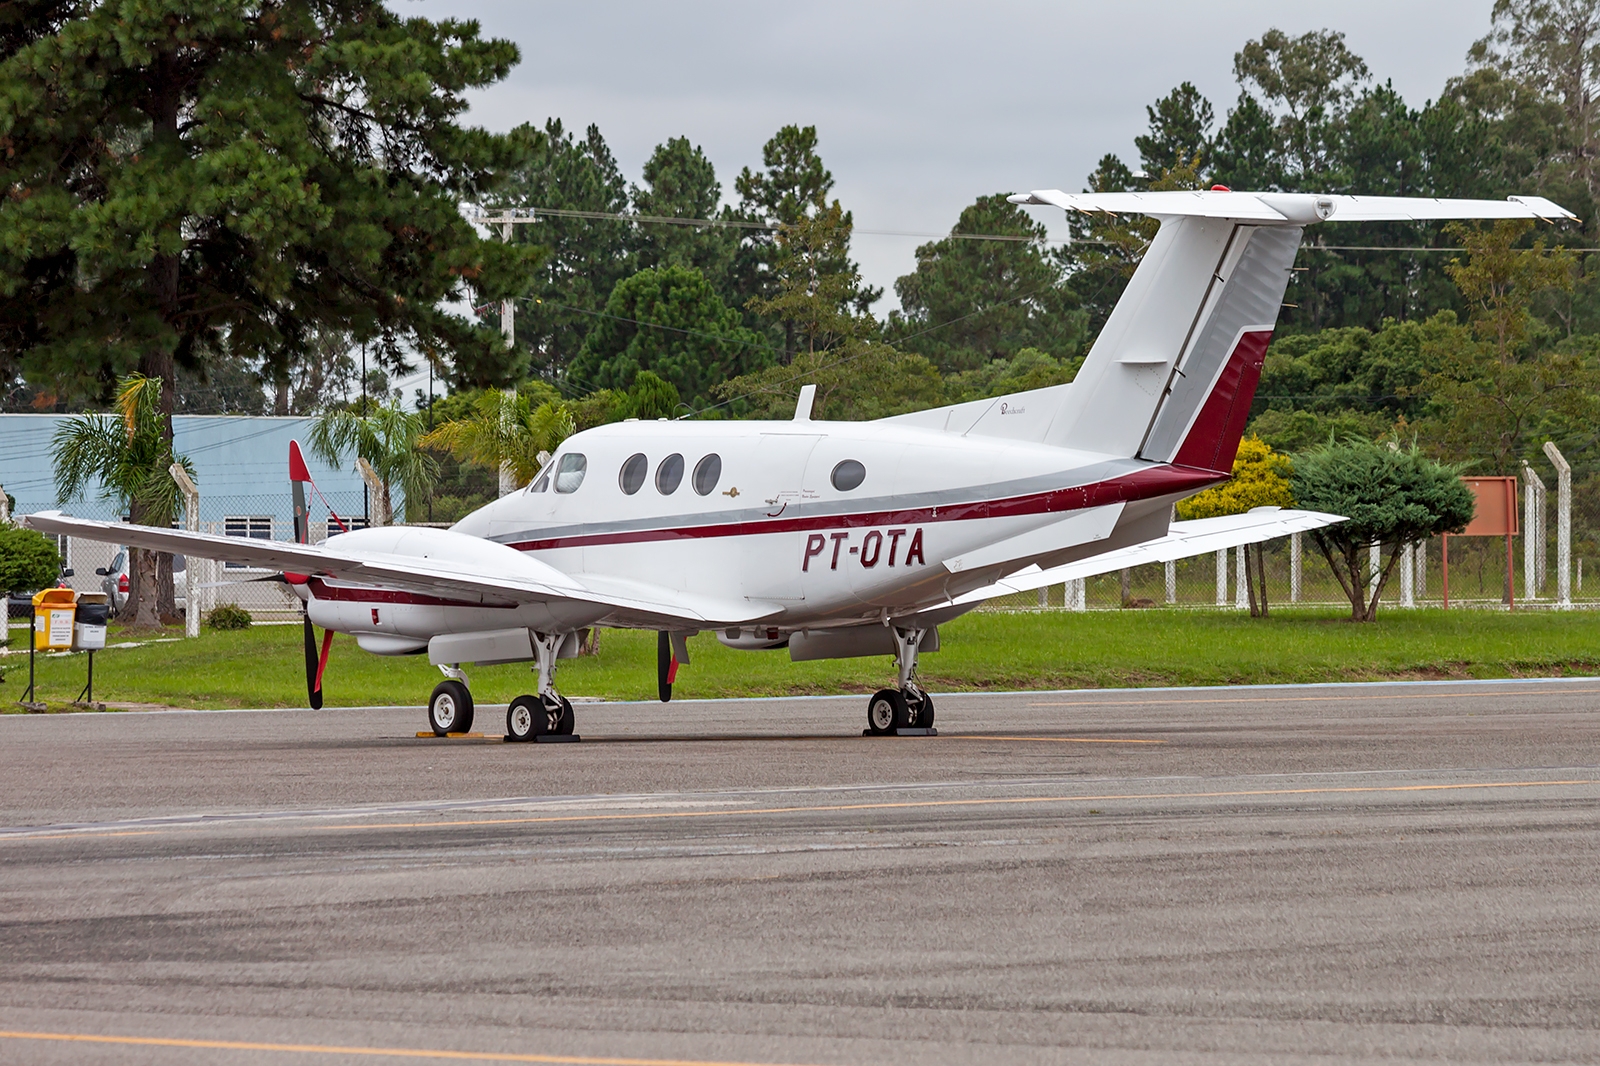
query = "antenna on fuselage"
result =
(793, 384, 817, 422)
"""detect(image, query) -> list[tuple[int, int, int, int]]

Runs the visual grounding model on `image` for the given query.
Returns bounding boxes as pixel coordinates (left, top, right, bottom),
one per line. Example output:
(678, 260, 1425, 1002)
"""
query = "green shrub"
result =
(0, 525, 62, 597)
(206, 603, 253, 630)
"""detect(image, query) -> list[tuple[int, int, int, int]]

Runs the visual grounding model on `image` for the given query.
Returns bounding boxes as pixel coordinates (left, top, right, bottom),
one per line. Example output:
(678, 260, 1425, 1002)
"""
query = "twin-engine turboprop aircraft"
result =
(28, 189, 1574, 740)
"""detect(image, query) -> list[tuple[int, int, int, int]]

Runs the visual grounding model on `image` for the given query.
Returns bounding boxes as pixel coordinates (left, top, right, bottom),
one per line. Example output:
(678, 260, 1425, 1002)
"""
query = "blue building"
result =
(1, 414, 381, 609)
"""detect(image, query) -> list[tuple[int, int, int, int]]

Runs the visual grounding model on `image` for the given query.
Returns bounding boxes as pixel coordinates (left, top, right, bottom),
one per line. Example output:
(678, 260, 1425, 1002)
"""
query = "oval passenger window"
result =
(831, 459, 866, 491)
(656, 453, 685, 494)
(692, 454, 722, 496)
(554, 453, 588, 494)
(619, 453, 647, 495)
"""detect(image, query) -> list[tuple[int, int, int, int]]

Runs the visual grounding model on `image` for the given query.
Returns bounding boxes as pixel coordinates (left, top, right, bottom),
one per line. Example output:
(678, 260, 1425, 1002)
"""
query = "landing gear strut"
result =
(866, 626, 937, 736)
(506, 631, 580, 742)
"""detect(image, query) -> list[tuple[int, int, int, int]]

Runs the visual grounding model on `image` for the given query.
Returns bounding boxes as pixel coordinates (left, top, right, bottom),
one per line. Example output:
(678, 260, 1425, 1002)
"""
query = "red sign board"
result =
(1460, 476, 1518, 537)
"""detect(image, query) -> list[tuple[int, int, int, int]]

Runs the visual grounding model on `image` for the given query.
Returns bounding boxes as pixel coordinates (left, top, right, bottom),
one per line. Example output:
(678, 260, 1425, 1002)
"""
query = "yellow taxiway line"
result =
(0, 1030, 821, 1066)
(317, 778, 1598, 833)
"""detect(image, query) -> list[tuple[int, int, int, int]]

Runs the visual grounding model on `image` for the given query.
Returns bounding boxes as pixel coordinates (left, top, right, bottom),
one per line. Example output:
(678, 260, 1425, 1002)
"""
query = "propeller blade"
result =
(304, 615, 323, 710)
(657, 630, 673, 703)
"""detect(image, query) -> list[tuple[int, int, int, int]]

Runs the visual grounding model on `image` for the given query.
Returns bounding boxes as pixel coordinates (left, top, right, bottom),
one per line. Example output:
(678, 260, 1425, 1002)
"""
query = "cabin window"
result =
(656, 453, 685, 494)
(831, 459, 866, 491)
(619, 453, 648, 495)
(692, 453, 722, 496)
(554, 453, 588, 494)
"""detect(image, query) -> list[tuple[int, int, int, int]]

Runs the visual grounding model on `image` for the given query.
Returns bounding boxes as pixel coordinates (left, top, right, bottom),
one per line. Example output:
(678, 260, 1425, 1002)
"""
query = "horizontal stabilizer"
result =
(1007, 190, 1577, 225)
(951, 507, 1345, 605)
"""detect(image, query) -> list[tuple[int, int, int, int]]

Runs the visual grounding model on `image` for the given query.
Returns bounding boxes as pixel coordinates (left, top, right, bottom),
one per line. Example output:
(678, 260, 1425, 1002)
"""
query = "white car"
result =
(98, 547, 186, 615)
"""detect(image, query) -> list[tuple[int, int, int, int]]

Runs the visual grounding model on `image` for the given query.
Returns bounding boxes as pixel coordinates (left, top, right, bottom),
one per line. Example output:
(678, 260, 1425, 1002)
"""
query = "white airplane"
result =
(27, 189, 1573, 740)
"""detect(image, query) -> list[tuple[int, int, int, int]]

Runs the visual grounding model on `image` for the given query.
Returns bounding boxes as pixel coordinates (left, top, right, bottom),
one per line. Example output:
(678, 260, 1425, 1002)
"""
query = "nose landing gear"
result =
(428, 667, 474, 736)
(865, 626, 937, 737)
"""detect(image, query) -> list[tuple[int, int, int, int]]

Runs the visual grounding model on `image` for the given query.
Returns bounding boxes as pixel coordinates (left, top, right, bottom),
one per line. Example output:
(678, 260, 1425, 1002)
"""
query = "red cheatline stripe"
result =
(507, 463, 1226, 553)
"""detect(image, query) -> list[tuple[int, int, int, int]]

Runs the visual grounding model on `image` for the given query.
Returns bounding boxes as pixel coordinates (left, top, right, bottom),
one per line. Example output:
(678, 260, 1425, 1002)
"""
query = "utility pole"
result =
(498, 217, 518, 498)
(1543, 442, 1572, 608)
(169, 464, 200, 638)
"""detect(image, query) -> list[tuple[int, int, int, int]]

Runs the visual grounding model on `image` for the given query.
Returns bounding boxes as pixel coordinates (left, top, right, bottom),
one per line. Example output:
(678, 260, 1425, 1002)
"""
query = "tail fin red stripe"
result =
(1171, 329, 1272, 474)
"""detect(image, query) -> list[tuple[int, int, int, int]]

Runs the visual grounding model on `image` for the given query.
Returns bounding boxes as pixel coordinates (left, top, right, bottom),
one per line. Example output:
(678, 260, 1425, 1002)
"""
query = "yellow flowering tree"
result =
(1176, 436, 1294, 615)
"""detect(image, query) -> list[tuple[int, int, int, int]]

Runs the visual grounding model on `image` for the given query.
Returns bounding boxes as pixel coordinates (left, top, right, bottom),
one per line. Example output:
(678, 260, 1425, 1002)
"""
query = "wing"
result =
(23, 511, 781, 627)
(1007, 189, 1576, 225)
(951, 507, 1346, 604)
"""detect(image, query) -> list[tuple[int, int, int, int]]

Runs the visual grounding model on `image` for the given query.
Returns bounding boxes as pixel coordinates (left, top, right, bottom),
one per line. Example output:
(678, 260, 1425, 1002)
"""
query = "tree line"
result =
(12, 2, 1600, 620)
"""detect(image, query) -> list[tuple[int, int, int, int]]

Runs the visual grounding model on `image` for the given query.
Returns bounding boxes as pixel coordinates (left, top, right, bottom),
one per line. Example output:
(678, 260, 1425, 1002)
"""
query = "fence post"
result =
(1416, 538, 1426, 602)
(1290, 531, 1301, 602)
(1522, 461, 1547, 599)
(169, 464, 200, 639)
(1164, 560, 1176, 604)
(1234, 546, 1247, 610)
(0, 483, 8, 524)
(1543, 441, 1572, 608)
(1066, 577, 1086, 612)
(1400, 542, 1415, 607)
(1215, 549, 1227, 606)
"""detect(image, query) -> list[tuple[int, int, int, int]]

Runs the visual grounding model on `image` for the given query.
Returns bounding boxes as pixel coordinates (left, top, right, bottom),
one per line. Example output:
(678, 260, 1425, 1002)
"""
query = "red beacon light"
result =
(1211, 184, 1232, 192)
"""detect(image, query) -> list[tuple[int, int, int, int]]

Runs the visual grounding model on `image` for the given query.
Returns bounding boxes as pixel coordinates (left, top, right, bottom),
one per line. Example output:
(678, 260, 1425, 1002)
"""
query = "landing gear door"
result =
(742, 433, 822, 602)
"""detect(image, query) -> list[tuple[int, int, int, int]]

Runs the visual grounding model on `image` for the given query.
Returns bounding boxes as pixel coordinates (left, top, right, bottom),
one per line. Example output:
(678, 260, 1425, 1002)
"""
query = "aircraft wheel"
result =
(506, 694, 541, 742)
(906, 690, 935, 728)
(552, 696, 575, 735)
(428, 681, 474, 736)
(867, 688, 908, 735)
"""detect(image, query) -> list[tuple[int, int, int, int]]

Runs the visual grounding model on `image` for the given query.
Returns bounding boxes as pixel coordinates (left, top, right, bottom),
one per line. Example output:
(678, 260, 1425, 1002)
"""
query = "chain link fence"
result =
(35, 484, 1600, 626)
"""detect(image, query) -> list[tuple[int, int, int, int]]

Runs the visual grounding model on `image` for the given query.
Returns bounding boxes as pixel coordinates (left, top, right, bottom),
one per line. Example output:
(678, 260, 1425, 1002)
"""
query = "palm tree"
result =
(420, 390, 576, 492)
(307, 400, 438, 525)
(53, 374, 195, 629)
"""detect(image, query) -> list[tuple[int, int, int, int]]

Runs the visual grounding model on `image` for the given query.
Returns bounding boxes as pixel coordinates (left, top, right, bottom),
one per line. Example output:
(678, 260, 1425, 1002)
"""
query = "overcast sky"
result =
(390, 0, 1495, 398)
(401, 0, 1496, 310)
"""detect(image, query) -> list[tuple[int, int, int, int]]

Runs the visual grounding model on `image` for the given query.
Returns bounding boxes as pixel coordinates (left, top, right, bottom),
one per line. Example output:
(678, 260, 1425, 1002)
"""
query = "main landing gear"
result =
(866, 626, 937, 737)
(505, 631, 579, 743)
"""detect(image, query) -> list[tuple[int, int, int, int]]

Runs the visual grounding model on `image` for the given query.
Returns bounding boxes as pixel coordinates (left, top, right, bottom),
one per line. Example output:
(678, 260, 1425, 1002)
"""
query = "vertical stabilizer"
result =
(1039, 217, 1301, 471)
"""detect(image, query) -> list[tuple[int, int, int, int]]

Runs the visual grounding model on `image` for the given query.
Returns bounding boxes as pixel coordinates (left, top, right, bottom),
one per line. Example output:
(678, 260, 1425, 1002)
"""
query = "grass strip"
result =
(4, 607, 1599, 712)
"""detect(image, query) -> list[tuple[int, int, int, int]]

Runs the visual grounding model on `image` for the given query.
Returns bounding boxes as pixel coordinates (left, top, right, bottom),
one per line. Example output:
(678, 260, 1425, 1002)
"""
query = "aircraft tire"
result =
(867, 689, 908, 735)
(553, 696, 575, 735)
(906, 691, 935, 728)
(429, 681, 474, 736)
(506, 695, 541, 741)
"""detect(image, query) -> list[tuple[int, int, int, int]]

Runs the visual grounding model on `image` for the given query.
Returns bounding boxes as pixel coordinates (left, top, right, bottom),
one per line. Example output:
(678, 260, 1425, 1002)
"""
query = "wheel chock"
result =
(862, 727, 938, 737)
(525, 733, 581, 743)
(414, 731, 487, 739)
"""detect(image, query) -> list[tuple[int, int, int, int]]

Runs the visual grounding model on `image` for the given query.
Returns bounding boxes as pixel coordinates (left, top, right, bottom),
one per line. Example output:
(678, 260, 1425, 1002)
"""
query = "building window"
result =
(224, 516, 273, 569)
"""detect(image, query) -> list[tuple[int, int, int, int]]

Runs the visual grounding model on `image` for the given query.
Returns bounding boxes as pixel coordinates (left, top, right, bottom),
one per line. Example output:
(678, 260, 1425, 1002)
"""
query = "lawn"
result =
(5, 606, 1600, 712)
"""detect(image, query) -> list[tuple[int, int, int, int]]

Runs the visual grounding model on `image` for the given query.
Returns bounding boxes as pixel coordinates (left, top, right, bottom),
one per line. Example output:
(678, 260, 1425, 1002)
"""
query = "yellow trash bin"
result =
(32, 588, 77, 651)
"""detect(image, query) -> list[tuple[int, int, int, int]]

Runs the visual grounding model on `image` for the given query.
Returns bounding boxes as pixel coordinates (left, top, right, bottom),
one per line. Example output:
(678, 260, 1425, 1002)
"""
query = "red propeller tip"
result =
(289, 439, 312, 483)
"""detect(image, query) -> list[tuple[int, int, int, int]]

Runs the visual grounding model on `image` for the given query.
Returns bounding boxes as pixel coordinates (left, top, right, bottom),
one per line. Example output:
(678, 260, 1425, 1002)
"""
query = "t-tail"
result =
(1005, 189, 1576, 471)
